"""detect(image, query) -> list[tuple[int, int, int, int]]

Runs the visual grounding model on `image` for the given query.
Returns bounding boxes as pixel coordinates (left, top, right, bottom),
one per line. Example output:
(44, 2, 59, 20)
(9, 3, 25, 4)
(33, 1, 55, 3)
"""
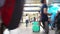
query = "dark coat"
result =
(0, 0, 25, 30)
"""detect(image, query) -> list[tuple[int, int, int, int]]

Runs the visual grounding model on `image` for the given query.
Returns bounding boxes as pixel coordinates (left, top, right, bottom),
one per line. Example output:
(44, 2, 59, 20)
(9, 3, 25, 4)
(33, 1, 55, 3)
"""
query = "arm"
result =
(43, 8, 47, 14)
(43, 4, 48, 14)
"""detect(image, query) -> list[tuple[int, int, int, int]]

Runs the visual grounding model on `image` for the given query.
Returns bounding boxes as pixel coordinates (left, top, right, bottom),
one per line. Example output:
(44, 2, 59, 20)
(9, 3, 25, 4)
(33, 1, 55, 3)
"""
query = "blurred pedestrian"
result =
(0, 0, 25, 34)
(40, 0, 49, 34)
(25, 14, 29, 27)
(55, 9, 60, 34)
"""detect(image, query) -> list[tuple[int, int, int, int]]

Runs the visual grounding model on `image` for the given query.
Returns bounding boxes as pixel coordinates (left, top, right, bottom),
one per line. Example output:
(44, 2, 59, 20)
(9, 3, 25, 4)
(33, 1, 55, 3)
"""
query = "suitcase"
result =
(32, 21, 40, 32)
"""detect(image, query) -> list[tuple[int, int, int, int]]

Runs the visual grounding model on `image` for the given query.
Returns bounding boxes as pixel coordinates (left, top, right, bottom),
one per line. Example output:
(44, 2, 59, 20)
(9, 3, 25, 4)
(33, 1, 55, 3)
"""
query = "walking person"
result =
(25, 14, 29, 27)
(38, 11, 43, 27)
(40, 0, 49, 34)
(0, 0, 25, 34)
(55, 9, 60, 34)
(50, 13, 56, 30)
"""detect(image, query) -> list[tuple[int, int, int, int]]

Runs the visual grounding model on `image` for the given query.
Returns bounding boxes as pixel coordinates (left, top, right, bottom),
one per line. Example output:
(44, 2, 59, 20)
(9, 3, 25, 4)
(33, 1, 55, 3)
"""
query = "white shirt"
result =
(26, 16, 29, 20)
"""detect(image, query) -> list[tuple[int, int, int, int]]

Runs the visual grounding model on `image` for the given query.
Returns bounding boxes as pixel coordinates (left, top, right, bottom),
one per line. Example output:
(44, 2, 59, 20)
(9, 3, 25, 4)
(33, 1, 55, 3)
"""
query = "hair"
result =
(26, 14, 28, 16)
(41, 0, 44, 3)
(41, 0, 46, 3)
(38, 11, 40, 13)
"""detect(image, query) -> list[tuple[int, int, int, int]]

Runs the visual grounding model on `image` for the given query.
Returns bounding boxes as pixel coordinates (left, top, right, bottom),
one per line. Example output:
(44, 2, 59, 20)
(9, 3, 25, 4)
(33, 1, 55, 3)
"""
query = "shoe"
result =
(3, 29, 9, 34)
(51, 27, 54, 30)
(9, 28, 19, 34)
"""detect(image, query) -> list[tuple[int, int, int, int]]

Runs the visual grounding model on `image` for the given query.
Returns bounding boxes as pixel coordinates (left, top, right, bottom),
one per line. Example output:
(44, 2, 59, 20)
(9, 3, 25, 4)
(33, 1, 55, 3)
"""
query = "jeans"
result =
(50, 21, 55, 28)
(26, 20, 29, 27)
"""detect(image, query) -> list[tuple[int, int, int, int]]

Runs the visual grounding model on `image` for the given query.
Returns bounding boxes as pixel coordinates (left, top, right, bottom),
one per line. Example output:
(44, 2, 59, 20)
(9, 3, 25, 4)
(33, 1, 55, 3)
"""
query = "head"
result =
(38, 11, 40, 14)
(41, 0, 46, 4)
(26, 14, 28, 16)
(57, 9, 60, 16)
(57, 9, 60, 14)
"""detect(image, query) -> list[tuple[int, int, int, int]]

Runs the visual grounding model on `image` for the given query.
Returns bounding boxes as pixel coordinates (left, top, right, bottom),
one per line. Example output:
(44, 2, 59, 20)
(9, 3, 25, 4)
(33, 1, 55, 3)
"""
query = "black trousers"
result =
(42, 19, 49, 33)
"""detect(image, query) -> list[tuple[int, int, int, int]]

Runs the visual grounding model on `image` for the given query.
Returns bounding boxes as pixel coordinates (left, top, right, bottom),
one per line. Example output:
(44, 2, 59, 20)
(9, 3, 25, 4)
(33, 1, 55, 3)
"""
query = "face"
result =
(43, 0, 46, 4)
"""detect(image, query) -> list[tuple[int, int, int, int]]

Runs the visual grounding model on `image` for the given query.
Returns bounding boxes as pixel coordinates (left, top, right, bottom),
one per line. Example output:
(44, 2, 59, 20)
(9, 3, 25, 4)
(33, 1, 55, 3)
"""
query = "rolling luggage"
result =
(32, 21, 40, 32)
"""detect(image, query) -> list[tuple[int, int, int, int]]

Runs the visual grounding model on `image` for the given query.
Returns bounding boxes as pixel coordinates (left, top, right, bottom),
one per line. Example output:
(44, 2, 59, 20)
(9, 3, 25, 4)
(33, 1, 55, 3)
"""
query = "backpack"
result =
(0, 0, 5, 7)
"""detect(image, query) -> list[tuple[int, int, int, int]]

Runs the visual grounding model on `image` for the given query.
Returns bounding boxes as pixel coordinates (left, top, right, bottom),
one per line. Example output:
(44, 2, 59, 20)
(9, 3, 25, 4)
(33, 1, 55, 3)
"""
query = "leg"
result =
(1, 23, 3, 34)
(26, 20, 27, 27)
(45, 21, 49, 34)
(51, 21, 54, 30)
(1, 23, 6, 34)
(42, 20, 45, 29)
(26, 23, 28, 27)
(56, 25, 60, 34)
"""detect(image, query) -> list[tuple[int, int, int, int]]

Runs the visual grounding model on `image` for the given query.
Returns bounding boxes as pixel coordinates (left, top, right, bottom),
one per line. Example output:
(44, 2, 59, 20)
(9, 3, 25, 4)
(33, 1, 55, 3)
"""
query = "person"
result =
(50, 13, 56, 30)
(40, 0, 49, 34)
(0, 0, 25, 34)
(55, 9, 60, 34)
(30, 18, 32, 23)
(25, 14, 29, 27)
(32, 17, 36, 22)
(38, 11, 43, 27)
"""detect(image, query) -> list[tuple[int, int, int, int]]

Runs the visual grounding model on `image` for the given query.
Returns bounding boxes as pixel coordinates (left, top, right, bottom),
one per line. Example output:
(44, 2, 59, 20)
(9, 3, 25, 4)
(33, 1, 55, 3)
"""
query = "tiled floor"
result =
(19, 23, 55, 34)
